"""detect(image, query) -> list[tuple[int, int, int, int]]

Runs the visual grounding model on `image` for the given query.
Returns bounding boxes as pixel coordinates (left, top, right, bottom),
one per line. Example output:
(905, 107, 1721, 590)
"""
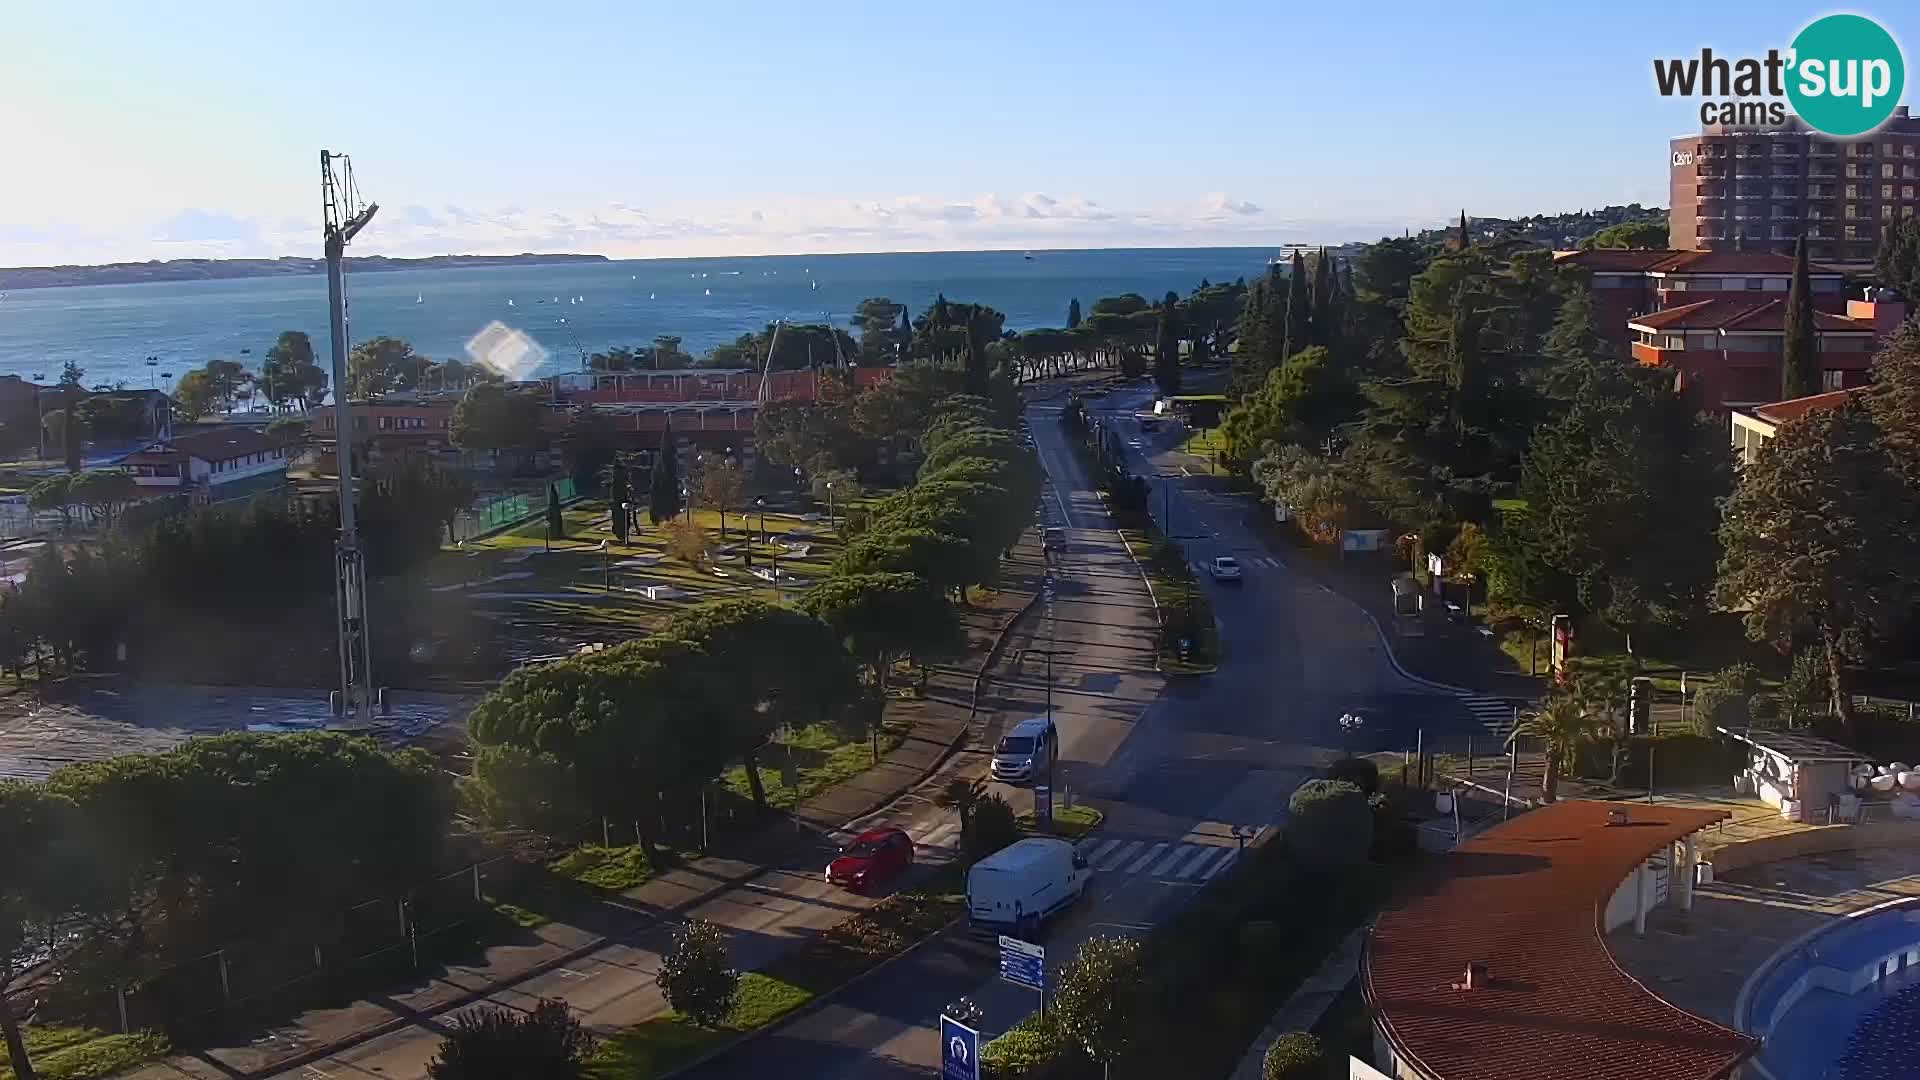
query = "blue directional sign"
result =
(941, 1014, 980, 1080)
(998, 934, 1045, 991)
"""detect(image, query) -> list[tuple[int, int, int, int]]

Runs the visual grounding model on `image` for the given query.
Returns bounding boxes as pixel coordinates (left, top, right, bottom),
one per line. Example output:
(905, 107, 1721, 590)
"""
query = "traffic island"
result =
(1017, 803, 1104, 840)
(1118, 527, 1220, 676)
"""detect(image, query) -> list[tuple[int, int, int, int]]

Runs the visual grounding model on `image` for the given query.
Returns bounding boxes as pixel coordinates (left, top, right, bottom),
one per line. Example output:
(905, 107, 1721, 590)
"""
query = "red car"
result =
(826, 826, 914, 891)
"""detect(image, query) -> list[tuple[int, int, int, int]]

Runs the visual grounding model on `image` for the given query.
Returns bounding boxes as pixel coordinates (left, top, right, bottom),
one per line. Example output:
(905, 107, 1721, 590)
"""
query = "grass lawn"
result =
(0, 1026, 170, 1080)
(722, 719, 909, 811)
(1121, 527, 1220, 675)
(588, 972, 813, 1080)
(1017, 803, 1103, 839)
(549, 844, 670, 893)
(1179, 426, 1229, 461)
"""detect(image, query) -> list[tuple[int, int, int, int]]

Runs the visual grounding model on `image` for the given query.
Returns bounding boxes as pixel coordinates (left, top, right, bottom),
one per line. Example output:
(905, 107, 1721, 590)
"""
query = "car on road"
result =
(1043, 526, 1065, 551)
(966, 836, 1089, 935)
(1209, 555, 1243, 583)
(990, 716, 1058, 784)
(826, 826, 914, 891)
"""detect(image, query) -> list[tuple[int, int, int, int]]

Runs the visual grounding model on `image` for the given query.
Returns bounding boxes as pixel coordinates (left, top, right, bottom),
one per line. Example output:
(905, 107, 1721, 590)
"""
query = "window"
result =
(1886, 143, 1898, 156)
(1885, 184, 1896, 199)
(1745, 278, 1764, 290)
(1846, 225, 1862, 239)
(378, 416, 391, 430)
(1885, 164, 1897, 178)
(1908, 145, 1917, 158)
(1885, 205, 1896, 220)
(1823, 370, 1847, 392)
(1689, 333, 1717, 350)
(1907, 186, 1916, 200)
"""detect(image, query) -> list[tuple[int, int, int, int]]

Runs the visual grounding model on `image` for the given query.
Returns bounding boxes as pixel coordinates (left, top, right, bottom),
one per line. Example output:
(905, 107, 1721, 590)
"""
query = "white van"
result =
(991, 717, 1057, 784)
(966, 837, 1089, 934)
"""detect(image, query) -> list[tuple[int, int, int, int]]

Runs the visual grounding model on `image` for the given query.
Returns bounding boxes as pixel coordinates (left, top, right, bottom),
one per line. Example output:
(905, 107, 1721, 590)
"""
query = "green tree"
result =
(1285, 779, 1372, 869)
(1153, 309, 1181, 397)
(656, 918, 739, 1028)
(834, 526, 973, 596)
(426, 998, 595, 1080)
(1263, 1033, 1330, 1080)
(66, 470, 138, 530)
(605, 460, 630, 543)
(691, 455, 746, 537)
(935, 777, 988, 860)
(1717, 401, 1920, 738)
(450, 382, 549, 460)
(1582, 220, 1670, 249)
(1309, 248, 1337, 348)
(1544, 282, 1609, 367)
(1781, 236, 1819, 401)
(1866, 317, 1920, 482)
(349, 336, 428, 397)
(171, 367, 218, 421)
(0, 783, 80, 1080)
(261, 331, 328, 410)
(799, 572, 962, 758)
(546, 483, 565, 543)
(1878, 216, 1920, 301)
(649, 423, 682, 525)
(200, 357, 251, 414)
(1281, 251, 1311, 363)
(1067, 297, 1082, 329)
(1503, 366, 1730, 652)
(968, 792, 1020, 862)
(26, 474, 75, 531)
(1052, 936, 1149, 1074)
(58, 361, 83, 472)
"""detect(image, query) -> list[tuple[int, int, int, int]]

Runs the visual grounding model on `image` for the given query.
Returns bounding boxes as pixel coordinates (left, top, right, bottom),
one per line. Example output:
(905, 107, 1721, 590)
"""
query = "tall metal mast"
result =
(322, 151, 379, 722)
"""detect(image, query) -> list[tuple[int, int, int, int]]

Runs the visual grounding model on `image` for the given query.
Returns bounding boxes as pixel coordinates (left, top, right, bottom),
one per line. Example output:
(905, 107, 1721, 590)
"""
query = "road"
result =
(677, 380, 1469, 1079)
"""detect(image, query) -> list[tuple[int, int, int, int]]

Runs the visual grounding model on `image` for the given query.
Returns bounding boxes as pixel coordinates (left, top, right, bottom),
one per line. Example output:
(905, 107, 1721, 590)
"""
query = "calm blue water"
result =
(0, 248, 1272, 388)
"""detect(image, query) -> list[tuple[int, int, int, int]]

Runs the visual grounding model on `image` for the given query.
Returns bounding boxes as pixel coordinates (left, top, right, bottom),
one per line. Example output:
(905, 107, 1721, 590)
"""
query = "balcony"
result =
(1772, 146, 1802, 157)
(1698, 170, 1728, 181)
(1809, 227, 1836, 239)
(1810, 145, 1838, 156)
(1734, 193, 1766, 200)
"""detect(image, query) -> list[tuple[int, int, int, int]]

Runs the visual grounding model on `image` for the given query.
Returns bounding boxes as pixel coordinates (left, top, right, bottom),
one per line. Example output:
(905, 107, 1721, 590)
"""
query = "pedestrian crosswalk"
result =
(1188, 556, 1284, 574)
(1462, 695, 1520, 738)
(1075, 835, 1240, 883)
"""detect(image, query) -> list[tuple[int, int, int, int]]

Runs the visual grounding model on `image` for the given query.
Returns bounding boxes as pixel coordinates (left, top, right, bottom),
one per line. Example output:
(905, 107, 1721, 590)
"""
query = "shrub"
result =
(1238, 919, 1288, 982)
(1286, 779, 1372, 870)
(982, 1010, 1082, 1079)
(427, 998, 595, 1080)
(1780, 649, 1831, 728)
(654, 918, 738, 1027)
(1262, 1031, 1329, 1080)
(1691, 686, 1748, 736)
(969, 793, 1021, 862)
(1053, 937, 1149, 1070)
(1326, 756, 1379, 794)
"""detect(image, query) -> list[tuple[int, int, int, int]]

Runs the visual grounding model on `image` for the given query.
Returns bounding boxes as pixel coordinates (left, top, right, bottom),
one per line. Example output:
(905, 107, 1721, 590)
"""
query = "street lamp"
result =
(1338, 711, 1365, 752)
(825, 480, 836, 528)
(754, 496, 768, 544)
(599, 539, 612, 592)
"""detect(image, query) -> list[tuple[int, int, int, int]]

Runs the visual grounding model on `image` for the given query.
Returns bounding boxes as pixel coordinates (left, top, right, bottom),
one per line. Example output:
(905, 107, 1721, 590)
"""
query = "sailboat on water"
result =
(415, 293, 423, 304)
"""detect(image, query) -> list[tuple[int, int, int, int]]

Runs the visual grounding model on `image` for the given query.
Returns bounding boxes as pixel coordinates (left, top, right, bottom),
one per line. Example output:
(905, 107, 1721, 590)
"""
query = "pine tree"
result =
(1457, 209, 1471, 252)
(649, 422, 682, 524)
(1282, 251, 1311, 363)
(897, 306, 912, 361)
(1866, 317, 1920, 481)
(1781, 235, 1819, 401)
(1154, 309, 1181, 397)
(1067, 298, 1082, 329)
(1876, 217, 1920, 300)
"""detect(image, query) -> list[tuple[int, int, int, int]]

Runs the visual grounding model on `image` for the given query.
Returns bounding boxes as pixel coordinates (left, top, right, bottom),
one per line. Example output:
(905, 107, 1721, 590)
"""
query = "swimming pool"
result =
(1738, 897, 1920, 1079)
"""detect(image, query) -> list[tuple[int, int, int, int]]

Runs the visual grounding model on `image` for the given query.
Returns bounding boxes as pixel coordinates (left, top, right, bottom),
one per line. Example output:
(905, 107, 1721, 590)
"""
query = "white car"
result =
(1209, 556, 1243, 582)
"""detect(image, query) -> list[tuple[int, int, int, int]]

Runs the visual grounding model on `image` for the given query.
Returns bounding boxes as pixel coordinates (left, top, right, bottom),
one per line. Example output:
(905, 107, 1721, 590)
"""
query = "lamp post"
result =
(755, 496, 768, 544)
(1338, 711, 1365, 753)
(599, 539, 611, 592)
(825, 480, 836, 529)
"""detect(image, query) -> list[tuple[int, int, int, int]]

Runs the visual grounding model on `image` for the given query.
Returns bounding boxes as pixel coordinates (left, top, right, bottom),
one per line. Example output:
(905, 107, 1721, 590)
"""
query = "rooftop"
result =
(1555, 249, 1842, 276)
(1629, 296, 1875, 334)
(164, 427, 283, 462)
(1748, 387, 1869, 427)
(1364, 799, 1754, 1080)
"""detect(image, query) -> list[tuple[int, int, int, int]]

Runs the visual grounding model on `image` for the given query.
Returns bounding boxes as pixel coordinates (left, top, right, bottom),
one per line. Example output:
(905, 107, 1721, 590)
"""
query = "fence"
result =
(448, 476, 578, 542)
(47, 856, 535, 1039)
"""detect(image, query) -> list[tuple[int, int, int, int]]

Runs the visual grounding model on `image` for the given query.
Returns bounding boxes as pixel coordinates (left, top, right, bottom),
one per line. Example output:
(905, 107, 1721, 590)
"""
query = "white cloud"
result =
(0, 191, 1429, 267)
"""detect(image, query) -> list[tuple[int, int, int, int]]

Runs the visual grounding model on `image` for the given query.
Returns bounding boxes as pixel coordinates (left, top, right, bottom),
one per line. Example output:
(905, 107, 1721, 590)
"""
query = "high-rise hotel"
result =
(1670, 105, 1920, 268)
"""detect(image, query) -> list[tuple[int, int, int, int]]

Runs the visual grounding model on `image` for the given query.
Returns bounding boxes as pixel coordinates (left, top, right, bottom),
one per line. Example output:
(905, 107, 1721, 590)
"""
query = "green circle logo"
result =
(1787, 14, 1905, 137)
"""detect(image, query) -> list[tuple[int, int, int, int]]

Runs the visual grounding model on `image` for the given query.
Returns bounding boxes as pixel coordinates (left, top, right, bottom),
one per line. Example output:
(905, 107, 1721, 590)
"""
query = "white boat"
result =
(415, 293, 423, 304)
(507, 299, 515, 306)
(704, 288, 711, 296)
(649, 292, 656, 300)
(811, 280, 818, 290)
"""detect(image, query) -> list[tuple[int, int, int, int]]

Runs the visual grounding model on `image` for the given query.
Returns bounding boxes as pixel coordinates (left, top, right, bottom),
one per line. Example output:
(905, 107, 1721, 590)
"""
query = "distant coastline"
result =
(0, 253, 609, 291)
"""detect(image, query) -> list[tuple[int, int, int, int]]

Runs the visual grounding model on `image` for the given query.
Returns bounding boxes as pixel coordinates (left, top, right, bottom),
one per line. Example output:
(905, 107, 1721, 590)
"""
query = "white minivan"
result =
(991, 716, 1057, 785)
(966, 837, 1089, 935)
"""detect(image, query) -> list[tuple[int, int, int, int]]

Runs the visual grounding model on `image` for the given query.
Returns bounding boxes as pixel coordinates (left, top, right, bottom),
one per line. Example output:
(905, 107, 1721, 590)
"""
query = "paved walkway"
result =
(1228, 929, 1365, 1080)
(118, 539, 1045, 1080)
(1609, 844, 1920, 1029)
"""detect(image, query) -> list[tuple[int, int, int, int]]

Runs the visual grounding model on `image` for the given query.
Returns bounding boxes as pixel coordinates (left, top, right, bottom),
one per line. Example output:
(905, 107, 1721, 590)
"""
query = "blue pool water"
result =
(1743, 900, 1920, 1079)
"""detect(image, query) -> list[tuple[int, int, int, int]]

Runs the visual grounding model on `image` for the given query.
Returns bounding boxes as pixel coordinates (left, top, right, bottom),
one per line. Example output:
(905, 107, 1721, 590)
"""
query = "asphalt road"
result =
(678, 381, 1465, 1079)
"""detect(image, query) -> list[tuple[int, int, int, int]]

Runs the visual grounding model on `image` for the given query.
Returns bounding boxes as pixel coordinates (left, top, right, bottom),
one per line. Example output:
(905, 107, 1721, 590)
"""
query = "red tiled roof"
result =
(1555, 249, 1680, 272)
(1364, 800, 1753, 1080)
(1628, 296, 1875, 333)
(164, 427, 282, 462)
(121, 450, 185, 465)
(1752, 386, 1867, 425)
(1556, 250, 1842, 276)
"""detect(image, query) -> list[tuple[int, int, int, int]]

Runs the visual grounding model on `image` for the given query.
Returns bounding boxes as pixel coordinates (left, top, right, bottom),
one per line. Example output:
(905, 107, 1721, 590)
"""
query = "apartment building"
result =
(1626, 289, 1905, 410)
(1556, 248, 1848, 357)
(1670, 105, 1920, 267)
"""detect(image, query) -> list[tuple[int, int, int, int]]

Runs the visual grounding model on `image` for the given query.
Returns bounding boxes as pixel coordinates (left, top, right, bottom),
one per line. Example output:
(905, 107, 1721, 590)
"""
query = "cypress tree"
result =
(897, 306, 912, 361)
(1781, 235, 1819, 401)
(649, 421, 682, 524)
(1457, 209, 1471, 252)
(1282, 251, 1311, 362)
(1310, 249, 1336, 347)
(546, 483, 565, 542)
(1067, 298, 1082, 329)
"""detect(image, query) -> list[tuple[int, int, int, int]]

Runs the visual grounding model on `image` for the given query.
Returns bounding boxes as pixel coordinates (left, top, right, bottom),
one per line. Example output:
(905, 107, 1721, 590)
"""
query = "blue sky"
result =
(1, 0, 1913, 264)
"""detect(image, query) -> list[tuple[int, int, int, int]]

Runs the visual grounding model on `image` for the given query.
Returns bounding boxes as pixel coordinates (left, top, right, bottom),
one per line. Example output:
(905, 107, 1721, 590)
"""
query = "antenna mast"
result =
(322, 150, 380, 724)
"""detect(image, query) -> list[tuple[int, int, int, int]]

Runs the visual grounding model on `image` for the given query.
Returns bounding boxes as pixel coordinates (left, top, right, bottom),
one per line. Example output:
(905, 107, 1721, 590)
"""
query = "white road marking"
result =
(1169, 845, 1220, 879)
(1147, 845, 1191, 877)
(1123, 842, 1169, 875)
(1083, 837, 1126, 864)
(1095, 839, 1144, 871)
(918, 822, 961, 849)
(1196, 847, 1239, 879)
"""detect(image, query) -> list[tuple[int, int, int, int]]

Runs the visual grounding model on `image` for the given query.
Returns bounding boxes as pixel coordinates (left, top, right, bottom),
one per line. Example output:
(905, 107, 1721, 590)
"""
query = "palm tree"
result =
(936, 778, 987, 857)
(1514, 694, 1601, 803)
(1573, 661, 1633, 786)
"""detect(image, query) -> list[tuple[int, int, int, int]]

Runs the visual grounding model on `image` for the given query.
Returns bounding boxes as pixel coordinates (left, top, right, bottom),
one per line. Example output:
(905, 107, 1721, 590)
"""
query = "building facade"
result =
(123, 427, 291, 505)
(1625, 291, 1904, 410)
(1729, 386, 1866, 466)
(1670, 105, 1920, 267)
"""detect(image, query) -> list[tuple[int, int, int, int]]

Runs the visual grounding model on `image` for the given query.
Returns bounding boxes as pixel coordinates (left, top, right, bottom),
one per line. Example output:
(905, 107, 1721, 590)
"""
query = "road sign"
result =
(998, 934, 1045, 991)
(940, 1014, 980, 1080)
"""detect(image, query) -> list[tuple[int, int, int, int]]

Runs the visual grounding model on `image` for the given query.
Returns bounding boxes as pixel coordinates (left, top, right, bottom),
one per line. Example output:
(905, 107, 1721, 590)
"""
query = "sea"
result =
(0, 247, 1275, 388)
